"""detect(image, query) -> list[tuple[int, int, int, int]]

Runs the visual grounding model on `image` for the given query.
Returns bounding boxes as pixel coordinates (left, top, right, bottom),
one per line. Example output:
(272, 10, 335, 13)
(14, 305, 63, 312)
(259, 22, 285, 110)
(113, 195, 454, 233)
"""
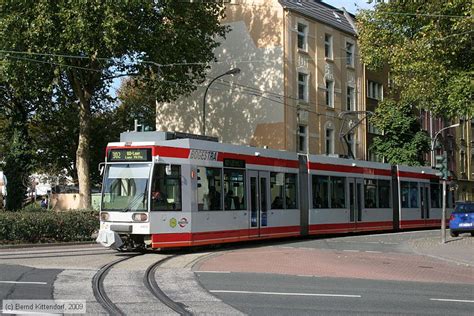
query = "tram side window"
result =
(430, 183, 441, 208)
(224, 169, 246, 210)
(330, 177, 345, 208)
(197, 167, 222, 211)
(313, 175, 329, 208)
(270, 172, 284, 209)
(151, 164, 182, 211)
(401, 182, 409, 208)
(364, 179, 377, 208)
(410, 182, 419, 208)
(378, 180, 391, 208)
(285, 173, 298, 209)
(401, 181, 418, 208)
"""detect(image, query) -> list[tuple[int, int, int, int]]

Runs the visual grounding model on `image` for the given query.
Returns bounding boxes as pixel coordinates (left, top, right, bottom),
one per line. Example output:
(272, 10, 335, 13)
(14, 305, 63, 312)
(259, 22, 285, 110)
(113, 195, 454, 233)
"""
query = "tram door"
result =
(248, 171, 269, 237)
(348, 178, 363, 229)
(420, 183, 430, 225)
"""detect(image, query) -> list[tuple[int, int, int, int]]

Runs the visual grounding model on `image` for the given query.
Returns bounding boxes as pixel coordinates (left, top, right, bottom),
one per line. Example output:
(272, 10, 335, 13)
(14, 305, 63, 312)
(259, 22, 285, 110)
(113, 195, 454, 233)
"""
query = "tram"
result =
(96, 131, 446, 250)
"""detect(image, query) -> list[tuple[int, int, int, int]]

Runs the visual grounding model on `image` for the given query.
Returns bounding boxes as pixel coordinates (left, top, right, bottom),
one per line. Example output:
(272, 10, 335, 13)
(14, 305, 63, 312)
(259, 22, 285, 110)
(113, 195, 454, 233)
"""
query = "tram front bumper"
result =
(96, 229, 123, 250)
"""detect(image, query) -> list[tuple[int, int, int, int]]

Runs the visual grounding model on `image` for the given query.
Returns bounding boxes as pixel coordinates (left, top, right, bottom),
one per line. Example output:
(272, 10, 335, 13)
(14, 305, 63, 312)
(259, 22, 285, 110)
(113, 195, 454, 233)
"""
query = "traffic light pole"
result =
(441, 174, 447, 244)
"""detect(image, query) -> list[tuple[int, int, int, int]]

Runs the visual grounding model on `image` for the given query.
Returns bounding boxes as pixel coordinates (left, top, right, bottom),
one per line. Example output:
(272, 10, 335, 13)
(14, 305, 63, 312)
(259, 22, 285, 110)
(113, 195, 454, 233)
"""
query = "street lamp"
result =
(431, 123, 460, 167)
(430, 123, 459, 244)
(202, 68, 241, 136)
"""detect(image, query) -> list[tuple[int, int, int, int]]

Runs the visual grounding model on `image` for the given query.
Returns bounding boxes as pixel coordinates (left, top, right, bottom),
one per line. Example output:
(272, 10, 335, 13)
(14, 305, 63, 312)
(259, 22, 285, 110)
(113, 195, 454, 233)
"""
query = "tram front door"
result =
(248, 171, 269, 238)
(348, 178, 363, 230)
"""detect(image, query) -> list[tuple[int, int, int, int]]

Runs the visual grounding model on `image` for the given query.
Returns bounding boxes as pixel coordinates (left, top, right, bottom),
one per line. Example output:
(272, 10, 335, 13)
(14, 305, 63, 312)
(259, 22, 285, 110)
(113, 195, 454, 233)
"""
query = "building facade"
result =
(156, 0, 371, 159)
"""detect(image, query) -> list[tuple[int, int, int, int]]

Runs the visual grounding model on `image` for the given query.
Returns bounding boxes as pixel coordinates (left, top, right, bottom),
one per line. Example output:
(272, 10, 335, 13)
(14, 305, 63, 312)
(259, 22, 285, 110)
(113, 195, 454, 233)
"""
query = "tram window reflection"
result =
(270, 172, 284, 209)
(378, 180, 391, 208)
(401, 181, 419, 208)
(197, 167, 222, 211)
(151, 164, 182, 211)
(313, 175, 329, 208)
(330, 177, 345, 208)
(364, 179, 377, 208)
(285, 173, 298, 209)
(430, 183, 441, 208)
(224, 169, 246, 210)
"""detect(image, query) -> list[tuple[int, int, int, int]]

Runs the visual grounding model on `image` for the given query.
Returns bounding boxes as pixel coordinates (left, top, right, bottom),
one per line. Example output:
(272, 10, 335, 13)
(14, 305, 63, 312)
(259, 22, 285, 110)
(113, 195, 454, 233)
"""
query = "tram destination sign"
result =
(108, 148, 152, 162)
(223, 158, 246, 168)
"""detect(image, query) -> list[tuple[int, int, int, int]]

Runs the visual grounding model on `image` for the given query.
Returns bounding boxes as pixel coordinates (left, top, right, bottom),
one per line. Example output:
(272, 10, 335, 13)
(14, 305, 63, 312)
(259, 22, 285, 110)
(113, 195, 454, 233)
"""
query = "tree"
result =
(0, 1, 227, 208)
(370, 100, 430, 166)
(357, 1, 473, 118)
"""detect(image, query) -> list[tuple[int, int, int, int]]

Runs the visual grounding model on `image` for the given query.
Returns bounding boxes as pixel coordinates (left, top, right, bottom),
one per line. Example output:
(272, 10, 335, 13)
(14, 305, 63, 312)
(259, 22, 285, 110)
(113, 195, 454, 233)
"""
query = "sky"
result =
(327, 0, 376, 14)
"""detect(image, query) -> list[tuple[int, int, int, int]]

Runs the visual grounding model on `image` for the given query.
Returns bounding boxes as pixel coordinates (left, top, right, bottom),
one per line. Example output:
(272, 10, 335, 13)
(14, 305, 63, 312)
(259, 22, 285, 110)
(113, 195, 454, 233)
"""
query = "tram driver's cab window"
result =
(224, 169, 246, 210)
(151, 164, 181, 211)
(197, 167, 222, 211)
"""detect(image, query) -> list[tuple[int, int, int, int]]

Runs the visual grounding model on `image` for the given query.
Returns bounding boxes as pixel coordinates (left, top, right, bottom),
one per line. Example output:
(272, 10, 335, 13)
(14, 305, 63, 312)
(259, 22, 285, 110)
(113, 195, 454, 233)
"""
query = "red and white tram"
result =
(96, 131, 446, 250)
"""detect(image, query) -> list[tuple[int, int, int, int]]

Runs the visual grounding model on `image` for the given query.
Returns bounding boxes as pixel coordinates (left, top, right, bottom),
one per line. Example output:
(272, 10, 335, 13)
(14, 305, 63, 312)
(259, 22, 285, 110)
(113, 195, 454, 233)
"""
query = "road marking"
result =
(365, 251, 382, 254)
(430, 298, 474, 303)
(0, 247, 105, 256)
(195, 271, 231, 274)
(342, 250, 359, 252)
(0, 281, 47, 285)
(210, 290, 361, 298)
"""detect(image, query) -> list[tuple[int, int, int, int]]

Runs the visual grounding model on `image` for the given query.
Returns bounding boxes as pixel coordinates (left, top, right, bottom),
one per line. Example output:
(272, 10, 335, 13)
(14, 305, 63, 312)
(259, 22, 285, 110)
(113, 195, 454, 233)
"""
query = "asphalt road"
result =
(0, 231, 472, 315)
(197, 272, 473, 315)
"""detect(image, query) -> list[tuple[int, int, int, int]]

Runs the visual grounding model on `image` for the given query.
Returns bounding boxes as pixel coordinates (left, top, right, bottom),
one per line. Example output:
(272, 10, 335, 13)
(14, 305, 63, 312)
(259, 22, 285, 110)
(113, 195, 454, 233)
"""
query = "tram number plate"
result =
(459, 223, 473, 227)
(108, 148, 152, 162)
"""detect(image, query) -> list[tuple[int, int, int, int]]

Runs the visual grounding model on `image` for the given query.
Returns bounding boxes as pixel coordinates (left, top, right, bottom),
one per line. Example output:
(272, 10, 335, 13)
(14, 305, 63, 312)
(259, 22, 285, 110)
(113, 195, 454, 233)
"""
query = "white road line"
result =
(0, 281, 47, 285)
(342, 250, 359, 252)
(210, 290, 361, 298)
(430, 298, 474, 303)
(365, 251, 382, 253)
(195, 271, 231, 274)
(0, 247, 104, 256)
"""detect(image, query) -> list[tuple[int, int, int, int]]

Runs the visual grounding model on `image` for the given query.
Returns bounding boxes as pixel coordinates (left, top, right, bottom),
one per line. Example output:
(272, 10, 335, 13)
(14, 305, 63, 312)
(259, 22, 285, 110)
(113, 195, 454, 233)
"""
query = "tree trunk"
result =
(76, 97, 91, 209)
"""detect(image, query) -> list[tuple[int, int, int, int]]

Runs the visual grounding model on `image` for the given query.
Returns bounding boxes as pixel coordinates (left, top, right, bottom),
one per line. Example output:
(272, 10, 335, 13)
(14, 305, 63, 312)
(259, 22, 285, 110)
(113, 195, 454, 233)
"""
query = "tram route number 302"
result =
(108, 148, 152, 162)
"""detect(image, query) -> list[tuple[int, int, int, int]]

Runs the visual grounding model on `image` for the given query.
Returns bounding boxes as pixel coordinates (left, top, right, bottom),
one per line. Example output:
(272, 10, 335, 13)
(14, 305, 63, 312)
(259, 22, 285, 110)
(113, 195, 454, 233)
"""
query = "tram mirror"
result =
(98, 162, 105, 175)
(165, 164, 172, 176)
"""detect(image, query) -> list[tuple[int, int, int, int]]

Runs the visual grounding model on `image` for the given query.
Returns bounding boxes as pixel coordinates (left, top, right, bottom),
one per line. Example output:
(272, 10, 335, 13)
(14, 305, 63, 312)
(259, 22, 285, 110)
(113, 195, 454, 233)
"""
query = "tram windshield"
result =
(102, 164, 151, 212)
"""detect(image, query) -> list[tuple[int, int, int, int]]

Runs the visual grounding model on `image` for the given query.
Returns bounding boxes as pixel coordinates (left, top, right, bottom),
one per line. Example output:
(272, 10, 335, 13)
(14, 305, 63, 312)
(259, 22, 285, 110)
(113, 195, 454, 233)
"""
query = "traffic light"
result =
(435, 154, 449, 180)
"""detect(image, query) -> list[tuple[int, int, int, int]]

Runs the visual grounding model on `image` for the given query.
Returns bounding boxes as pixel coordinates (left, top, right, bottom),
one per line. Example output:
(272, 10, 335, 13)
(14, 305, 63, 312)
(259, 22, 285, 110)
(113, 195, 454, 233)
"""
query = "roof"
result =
(279, 0, 356, 35)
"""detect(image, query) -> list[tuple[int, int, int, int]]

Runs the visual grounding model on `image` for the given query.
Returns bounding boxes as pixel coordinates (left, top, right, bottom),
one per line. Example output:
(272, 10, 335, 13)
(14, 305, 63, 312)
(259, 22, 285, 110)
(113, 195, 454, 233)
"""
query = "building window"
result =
(324, 34, 333, 59)
(298, 72, 308, 102)
(367, 80, 383, 100)
(346, 86, 355, 111)
(325, 79, 334, 107)
(325, 127, 334, 155)
(298, 125, 307, 152)
(346, 42, 354, 66)
(461, 150, 466, 174)
(297, 23, 307, 50)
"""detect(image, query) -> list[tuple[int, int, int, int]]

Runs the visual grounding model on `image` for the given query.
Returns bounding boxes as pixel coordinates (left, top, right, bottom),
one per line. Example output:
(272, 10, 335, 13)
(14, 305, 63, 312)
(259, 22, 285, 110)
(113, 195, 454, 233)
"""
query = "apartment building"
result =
(455, 118, 474, 201)
(156, 0, 370, 158)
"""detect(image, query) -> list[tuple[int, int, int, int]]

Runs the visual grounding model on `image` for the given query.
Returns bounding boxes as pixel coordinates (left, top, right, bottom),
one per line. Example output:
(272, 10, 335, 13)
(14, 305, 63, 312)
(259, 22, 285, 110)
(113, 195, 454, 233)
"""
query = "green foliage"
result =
(370, 99, 431, 166)
(357, 0, 473, 118)
(0, 209, 98, 243)
(1, 1, 228, 207)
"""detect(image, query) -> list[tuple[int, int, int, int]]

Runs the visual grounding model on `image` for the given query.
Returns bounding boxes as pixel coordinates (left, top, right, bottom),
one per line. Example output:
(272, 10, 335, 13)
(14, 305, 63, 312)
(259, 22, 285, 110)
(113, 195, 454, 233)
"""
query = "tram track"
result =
(92, 254, 139, 316)
(144, 254, 193, 316)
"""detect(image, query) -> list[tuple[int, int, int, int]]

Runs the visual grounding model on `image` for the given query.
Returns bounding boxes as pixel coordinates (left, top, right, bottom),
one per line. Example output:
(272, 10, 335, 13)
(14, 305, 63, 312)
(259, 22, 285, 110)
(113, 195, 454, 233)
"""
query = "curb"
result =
(0, 241, 97, 249)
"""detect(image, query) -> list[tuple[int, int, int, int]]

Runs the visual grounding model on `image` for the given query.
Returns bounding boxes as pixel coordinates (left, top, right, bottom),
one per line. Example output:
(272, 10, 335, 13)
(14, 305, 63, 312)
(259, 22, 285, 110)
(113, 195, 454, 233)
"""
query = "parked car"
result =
(449, 201, 474, 237)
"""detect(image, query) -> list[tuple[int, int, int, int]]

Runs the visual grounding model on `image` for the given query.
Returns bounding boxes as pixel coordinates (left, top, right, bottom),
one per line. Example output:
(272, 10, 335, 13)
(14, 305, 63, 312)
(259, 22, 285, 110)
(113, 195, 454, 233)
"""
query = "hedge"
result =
(0, 209, 99, 244)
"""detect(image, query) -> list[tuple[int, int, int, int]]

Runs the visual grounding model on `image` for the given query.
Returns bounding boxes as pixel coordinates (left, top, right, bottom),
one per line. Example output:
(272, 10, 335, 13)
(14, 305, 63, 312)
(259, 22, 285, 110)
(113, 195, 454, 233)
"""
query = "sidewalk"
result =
(407, 233, 474, 267)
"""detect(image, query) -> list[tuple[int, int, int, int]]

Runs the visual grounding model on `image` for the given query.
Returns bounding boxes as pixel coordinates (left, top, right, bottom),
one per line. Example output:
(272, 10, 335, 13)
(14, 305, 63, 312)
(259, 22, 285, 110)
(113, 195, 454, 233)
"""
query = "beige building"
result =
(455, 118, 474, 201)
(156, 0, 375, 159)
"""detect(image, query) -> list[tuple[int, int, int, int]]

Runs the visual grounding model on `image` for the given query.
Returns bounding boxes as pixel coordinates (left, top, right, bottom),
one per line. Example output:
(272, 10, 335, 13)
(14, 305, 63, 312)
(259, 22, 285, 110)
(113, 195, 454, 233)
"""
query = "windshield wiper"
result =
(122, 193, 145, 212)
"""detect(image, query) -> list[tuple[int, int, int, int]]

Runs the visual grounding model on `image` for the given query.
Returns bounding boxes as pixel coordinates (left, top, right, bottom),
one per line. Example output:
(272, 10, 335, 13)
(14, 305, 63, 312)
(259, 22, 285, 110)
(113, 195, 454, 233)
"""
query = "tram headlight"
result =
(100, 212, 110, 221)
(132, 213, 148, 222)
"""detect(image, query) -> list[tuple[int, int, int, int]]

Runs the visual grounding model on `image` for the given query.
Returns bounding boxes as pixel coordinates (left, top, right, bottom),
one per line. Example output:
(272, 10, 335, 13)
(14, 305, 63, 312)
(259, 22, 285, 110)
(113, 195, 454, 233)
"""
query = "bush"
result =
(0, 209, 99, 244)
